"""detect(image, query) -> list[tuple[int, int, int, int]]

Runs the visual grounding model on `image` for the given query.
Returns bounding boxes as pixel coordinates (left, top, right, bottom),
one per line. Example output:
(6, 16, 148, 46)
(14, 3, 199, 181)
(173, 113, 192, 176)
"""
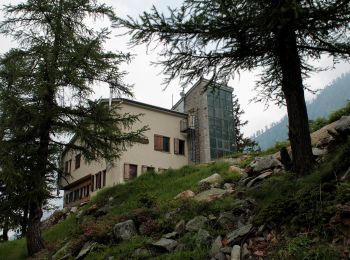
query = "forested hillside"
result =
(254, 72, 350, 150)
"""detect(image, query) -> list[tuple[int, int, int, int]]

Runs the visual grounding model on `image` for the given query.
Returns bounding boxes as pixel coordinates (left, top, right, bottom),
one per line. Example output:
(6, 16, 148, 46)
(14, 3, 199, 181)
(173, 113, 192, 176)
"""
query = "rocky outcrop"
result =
(174, 190, 195, 200)
(152, 238, 178, 252)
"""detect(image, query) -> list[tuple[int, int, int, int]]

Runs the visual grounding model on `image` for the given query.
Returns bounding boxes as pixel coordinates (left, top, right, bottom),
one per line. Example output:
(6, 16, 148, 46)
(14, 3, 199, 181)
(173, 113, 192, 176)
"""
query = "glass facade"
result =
(207, 89, 236, 160)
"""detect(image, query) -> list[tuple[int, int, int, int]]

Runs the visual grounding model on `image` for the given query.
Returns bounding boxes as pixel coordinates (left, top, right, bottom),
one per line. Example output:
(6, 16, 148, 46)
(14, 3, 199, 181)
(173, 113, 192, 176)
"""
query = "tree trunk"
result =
(2, 222, 9, 241)
(26, 201, 44, 256)
(277, 26, 314, 176)
(20, 203, 29, 237)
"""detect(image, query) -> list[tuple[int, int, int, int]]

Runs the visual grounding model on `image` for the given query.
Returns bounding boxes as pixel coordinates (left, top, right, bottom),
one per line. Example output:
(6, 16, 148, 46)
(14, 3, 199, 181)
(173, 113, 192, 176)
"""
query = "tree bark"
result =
(26, 201, 44, 256)
(20, 203, 29, 237)
(277, 26, 314, 176)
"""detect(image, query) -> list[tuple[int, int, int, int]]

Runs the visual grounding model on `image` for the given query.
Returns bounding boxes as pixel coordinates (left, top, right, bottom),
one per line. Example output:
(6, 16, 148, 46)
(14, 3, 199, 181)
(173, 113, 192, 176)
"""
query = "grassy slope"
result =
(0, 162, 240, 259)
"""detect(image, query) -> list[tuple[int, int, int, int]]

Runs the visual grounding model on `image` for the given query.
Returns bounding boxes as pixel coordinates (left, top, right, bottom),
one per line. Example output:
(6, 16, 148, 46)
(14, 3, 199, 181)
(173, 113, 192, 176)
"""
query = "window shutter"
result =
(91, 175, 94, 192)
(102, 170, 106, 187)
(124, 164, 130, 180)
(154, 135, 163, 151)
(174, 138, 179, 154)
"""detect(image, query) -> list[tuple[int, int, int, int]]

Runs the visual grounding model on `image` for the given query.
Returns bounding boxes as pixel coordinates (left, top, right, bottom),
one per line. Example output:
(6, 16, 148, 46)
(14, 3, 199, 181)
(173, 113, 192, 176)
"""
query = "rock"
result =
(163, 231, 178, 239)
(335, 116, 350, 135)
(152, 238, 178, 252)
(174, 190, 195, 200)
(194, 188, 227, 202)
(199, 173, 222, 190)
(242, 243, 250, 258)
(133, 248, 149, 257)
(75, 242, 97, 260)
(75, 210, 84, 219)
(220, 247, 232, 254)
(175, 220, 186, 234)
(210, 236, 223, 257)
(217, 212, 236, 230)
(249, 156, 282, 173)
(214, 252, 227, 260)
(70, 206, 78, 213)
(113, 219, 137, 241)
(312, 147, 327, 157)
(223, 183, 235, 192)
(341, 166, 350, 181)
(229, 165, 244, 174)
(94, 205, 109, 217)
(53, 242, 71, 260)
(195, 229, 211, 246)
(174, 243, 186, 252)
(227, 224, 253, 244)
(246, 171, 272, 188)
(186, 216, 208, 232)
(231, 245, 241, 260)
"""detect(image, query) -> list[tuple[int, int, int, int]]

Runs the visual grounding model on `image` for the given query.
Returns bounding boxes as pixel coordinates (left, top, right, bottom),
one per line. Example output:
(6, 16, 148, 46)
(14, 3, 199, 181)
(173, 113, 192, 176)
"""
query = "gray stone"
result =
(175, 219, 186, 234)
(195, 229, 211, 246)
(214, 252, 227, 260)
(220, 247, 232, 254)
(53, 242, 70, 260)
(223, 183, 235, 192)
(242, 243, 250, 258)
(75, 210, 84, 219)
(227, 224, 253, 244)
(185, 216, 208, 232)
(194, 188, 227, 202)
(250, 156, 282, 173)
(312, 147, 327, 157)
(218, 212, 236, 230)
(70, 206, 78, 213)
(75, 242, 97, 260)
(133, 248, 149, 257)
(199, 173, 222, 190)
(335, 116, 350, 135)
(152, 238, 178, 252)
(210, 236, 223, 257)
(163, 231, 178, 239)
(113, 219, 137, 241)
(246, 171, 272, 188)
(231, 245, 241, 260)
(229, 165, 244, 174)
(174, 190, 195, 200)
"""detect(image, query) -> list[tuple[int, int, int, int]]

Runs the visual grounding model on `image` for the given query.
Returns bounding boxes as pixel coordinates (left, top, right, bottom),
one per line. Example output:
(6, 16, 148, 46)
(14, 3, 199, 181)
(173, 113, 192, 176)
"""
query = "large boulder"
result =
(185, 216, 208, 232)
(194, 188, 227, 202)
(198, 173, 222, 190)
(217, 212, 237, 230)
(113, 220, 137, 241)
(249, 156, 282, 174)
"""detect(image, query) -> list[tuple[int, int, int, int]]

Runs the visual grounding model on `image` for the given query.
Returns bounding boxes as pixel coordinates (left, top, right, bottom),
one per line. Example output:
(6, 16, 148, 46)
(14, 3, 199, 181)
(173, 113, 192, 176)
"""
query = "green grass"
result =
(0, 238, 27, 260)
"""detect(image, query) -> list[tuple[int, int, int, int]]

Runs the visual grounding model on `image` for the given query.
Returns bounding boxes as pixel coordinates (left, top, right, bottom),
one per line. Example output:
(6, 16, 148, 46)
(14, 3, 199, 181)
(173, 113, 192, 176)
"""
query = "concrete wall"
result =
(183, 81, 211, 163)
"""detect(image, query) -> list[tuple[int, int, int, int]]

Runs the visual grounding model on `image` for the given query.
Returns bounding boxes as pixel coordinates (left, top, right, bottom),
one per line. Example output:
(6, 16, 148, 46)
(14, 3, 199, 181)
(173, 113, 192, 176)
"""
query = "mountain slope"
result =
(254, 72, 350, 150)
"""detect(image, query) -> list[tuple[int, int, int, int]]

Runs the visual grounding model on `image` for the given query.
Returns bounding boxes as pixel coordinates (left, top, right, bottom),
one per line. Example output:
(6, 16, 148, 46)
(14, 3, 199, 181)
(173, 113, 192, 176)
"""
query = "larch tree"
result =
(0, 0, 147, 256)
(117, 0, 350, 176)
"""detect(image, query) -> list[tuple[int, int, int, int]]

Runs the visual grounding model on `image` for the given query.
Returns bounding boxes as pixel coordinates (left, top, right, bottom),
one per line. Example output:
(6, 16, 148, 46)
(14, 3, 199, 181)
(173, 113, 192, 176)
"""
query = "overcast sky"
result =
(1, 0, 350, 136)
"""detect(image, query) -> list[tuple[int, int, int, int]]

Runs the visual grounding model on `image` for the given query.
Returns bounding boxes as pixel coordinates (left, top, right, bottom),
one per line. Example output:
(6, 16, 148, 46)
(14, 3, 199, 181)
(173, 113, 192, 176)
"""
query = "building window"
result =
(95, 172, 102, 190)
(91, 175, 94, 192)
(102, 170, 106, 187)
(75, 153, 81, 169)
(174, 139, 185, 155)
(142, 165, 155, 174)
(154, 135, 170, 152)
(124, 164, 137, 181)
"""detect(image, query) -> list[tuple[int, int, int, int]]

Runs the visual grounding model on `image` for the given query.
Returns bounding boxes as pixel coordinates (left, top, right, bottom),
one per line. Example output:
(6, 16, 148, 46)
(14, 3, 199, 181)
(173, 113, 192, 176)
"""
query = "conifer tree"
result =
(117, 0, 350, 176)
(0, 1, 147, 255)
(232, 94, 259, 153)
